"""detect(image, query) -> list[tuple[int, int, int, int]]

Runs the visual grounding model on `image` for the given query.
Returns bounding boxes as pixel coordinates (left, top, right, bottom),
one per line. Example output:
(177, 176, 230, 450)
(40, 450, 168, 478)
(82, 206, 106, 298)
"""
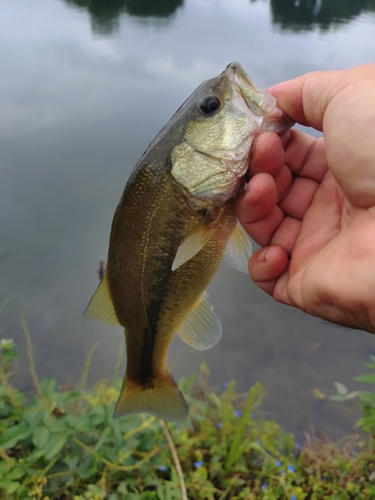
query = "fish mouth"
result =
(224, 61, 278, 120)
(224, 61, 295, 131)
(224, 62, 258, 92)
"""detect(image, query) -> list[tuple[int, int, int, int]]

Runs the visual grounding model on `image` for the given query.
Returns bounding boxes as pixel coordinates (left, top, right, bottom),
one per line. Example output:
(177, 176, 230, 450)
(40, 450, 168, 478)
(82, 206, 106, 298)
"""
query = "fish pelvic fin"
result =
(84, 272, 119, 325)
(224, 220, 253, 273)
(177, 292, 222, 350)
(114, 373, 188, 422)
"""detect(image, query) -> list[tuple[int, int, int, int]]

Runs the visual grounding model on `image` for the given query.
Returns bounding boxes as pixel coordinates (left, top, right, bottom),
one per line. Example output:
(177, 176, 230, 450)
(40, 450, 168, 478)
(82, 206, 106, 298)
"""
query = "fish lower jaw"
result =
(190, 179, 242, 202)
(261, 109, 295, 134)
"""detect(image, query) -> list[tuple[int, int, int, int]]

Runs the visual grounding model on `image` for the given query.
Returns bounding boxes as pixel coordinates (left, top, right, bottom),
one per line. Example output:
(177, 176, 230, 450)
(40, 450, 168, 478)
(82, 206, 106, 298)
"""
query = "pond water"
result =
(1, 0, 375, 439)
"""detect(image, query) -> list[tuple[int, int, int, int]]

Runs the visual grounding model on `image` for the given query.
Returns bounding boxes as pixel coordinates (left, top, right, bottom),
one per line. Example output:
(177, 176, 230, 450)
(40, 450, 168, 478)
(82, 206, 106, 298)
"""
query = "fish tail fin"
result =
(113, 372, 188, 422)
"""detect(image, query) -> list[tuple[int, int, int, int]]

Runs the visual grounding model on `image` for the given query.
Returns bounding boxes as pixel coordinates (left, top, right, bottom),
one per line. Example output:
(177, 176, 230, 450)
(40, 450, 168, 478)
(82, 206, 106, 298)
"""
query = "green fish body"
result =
(85, 63, 294, 421)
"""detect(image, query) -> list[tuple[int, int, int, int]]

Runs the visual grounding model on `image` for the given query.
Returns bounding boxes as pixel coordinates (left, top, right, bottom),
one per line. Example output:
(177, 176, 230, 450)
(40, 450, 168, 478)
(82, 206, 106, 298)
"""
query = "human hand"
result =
(236, 64, 375, 333)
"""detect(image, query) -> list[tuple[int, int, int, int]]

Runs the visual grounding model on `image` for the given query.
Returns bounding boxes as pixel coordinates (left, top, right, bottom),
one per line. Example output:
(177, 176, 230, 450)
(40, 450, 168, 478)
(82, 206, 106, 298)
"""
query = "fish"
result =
(85, 62, 294, 421)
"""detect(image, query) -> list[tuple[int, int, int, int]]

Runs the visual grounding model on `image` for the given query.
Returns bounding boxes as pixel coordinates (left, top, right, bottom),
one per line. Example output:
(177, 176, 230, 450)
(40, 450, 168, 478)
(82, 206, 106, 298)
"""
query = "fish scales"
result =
(85, 62, 294, 421)
(109, 167, 235, 384)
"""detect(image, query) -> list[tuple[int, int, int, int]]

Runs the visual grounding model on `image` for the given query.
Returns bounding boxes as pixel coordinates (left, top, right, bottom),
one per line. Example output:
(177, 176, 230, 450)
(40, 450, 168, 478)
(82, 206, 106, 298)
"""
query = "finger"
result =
(279, 177, 320, 220)
(237, 174, 301, 250)
(242, 206, 284, 247)
(236, 173, 277, 225)
(268, 65, 375, 207)
(249, 245, 289, 297)
(248, 132, 285, 177)
(270, 217, 302, 255)
(274, 164, 293, 203)
(267, 70, 346, 130)
(248, 132, 293, 202)
(285, 130, 328, 182)
(267, 65, 375, 130)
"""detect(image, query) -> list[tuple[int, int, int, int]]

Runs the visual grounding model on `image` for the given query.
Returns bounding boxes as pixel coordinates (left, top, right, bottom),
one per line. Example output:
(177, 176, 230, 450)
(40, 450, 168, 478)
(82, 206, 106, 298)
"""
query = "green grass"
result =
(0, 323, 374, 500)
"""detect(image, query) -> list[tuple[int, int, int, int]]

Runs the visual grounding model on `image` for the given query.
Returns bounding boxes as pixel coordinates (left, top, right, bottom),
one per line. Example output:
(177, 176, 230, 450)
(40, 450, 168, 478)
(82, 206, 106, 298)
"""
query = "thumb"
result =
(268, 65, 375, 208)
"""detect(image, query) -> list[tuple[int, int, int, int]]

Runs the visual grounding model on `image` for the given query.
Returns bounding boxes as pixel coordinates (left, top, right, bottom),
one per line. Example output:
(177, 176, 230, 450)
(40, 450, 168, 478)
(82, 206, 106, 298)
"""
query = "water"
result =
(1, 0, 374, 439)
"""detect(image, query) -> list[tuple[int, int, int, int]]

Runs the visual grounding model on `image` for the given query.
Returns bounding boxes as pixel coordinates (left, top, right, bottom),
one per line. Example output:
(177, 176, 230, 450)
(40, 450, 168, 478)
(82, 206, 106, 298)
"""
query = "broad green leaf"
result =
(63, 455, 79, 469)
(333, 382, 348, 397)
(89, 405, 107, 426)
(6, 481, 20, 494)
(24, 408, 45, 428)
(365, 484, 375, 495)
(157, 482, 166, 500)
(0, 480, 18, 493)
(43, 433, 67, 460)
(346, 391, 359, 400)
(0, 424, 31, 449)
(329, 395, 346, 402)
(0, 461, 12, 478)
(357, 391, 375, 407)
(41, 377, 58, 400)
(58, 390, 81, 406)
(42, 412, 66, 433)
(65, 414, 92, 433)
(355, 373, 375, 383)
(87, 484, 106, 498)
(78, 454, 98, 480)
(117, 482, 128, 494)
(7, 468, 25, 480)
(208, 393, 221, 408)
(94, 426, 112, 451)
(32, 425, 50, 449)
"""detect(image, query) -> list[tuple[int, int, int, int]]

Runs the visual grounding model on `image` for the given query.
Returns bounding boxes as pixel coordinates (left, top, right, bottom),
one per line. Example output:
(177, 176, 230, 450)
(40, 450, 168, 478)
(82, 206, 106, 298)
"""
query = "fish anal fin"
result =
(114, 374, 188, 422)
(84, 273, 119, 325)
(224, 220, 252, 274)
(177, 293, 222, 350)
(172, 217, 217, 271)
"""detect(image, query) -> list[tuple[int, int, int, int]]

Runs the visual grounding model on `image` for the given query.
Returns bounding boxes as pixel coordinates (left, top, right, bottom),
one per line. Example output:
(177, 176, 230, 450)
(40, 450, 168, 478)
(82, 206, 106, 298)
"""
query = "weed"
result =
(0, 330, 374, 499)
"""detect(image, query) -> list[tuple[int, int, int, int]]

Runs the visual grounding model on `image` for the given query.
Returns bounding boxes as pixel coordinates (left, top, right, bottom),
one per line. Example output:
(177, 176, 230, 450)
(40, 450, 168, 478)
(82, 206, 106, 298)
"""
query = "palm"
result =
(236, 65, 375, 333)
(237, 130, 375, 332)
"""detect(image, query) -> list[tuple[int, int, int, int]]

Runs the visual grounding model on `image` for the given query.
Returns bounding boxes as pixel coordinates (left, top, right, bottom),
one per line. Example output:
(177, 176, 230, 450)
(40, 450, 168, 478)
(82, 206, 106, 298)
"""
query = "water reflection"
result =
(63, 0, 184, 34)
(269, 0, 375, 31)
(125, 0, 184, 18)
(1, 0, 374, 441)
(63, 0, 375, 35)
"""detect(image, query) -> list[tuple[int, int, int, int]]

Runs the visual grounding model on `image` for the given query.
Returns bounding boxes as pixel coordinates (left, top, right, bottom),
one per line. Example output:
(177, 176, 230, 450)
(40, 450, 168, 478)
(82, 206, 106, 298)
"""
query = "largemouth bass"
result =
(85, 63, 293, 421)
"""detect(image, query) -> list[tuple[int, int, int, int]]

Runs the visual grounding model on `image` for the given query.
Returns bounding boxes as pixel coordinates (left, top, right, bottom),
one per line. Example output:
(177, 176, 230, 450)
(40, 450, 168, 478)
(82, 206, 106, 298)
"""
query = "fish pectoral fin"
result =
(114, 374, 188, 422)
(172, 216, 217, 271)
(177, 292, 222, 350)
(83, 273, 119, 325)
(224, 220, 253, 274)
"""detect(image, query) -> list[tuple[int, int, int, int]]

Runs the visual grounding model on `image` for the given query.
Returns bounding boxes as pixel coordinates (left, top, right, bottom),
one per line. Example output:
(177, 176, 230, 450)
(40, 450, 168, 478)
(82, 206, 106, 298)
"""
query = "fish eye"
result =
(199, 95, 221, 115)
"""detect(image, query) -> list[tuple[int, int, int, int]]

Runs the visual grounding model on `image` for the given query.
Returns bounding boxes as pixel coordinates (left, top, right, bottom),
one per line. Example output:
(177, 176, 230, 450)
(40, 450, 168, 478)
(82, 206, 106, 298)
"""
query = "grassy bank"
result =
(0, 329, 374, 500)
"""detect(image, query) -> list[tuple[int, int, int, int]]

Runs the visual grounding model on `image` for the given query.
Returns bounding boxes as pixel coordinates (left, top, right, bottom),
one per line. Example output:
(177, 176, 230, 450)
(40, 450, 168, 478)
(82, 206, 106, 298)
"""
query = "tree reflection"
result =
(125, 0, 183, 18)
(64, 0, 184, 35)
(63, 0, 374, 35)
(269, 0, 375, 31)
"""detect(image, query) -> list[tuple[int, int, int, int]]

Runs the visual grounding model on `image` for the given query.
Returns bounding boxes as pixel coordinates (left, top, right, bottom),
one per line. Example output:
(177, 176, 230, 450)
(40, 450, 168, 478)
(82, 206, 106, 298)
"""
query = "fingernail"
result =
(258, 248, 269, 262)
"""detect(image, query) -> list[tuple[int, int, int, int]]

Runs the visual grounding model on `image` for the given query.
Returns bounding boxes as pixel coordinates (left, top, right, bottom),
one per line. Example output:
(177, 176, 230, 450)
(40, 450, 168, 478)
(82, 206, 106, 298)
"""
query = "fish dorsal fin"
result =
(177, 293, 222, 350)
(84, 273, 119, 325)
(224, 220, 252, 274)
(172, 216, 216, 271)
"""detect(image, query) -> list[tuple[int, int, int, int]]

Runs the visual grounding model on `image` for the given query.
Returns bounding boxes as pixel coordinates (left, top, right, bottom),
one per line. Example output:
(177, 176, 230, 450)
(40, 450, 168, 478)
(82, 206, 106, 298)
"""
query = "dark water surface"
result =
(1, 0, 375, 439)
